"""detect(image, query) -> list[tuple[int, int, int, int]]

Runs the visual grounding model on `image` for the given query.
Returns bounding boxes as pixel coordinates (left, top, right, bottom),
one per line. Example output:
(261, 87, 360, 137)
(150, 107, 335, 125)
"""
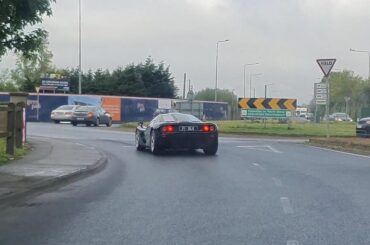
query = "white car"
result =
(50, 105, 80, 123)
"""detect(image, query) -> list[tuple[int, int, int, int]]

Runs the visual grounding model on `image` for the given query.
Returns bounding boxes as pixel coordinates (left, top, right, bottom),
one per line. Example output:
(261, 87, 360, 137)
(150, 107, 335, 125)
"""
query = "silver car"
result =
(50, 105, 80, 123)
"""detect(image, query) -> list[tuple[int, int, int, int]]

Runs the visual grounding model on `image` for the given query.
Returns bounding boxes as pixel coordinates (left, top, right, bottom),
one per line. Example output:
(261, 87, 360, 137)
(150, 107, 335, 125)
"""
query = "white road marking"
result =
(287, 240, 300, 245)
(309, 146, 370, 159)
(251, 162, 265, 170)
(122, 145, 133, 148)
(237, 145, 282, 154)
(73, 142, 95, 150)
(272, 177, 282, 187)
(280, 197, 294, 214)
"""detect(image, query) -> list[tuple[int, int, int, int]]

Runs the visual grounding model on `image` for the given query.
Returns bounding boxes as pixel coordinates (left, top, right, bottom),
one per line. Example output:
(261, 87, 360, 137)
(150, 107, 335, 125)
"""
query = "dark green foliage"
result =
(0, 0, 55, 58)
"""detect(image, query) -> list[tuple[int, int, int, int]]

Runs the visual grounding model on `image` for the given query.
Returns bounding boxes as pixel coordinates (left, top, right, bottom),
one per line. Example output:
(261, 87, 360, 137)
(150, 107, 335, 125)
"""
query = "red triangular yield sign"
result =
(316, 59, 336, 77)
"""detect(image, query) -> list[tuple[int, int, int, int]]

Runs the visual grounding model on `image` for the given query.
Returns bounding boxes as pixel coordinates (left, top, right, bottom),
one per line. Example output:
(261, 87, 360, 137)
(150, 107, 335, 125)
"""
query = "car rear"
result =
(356, 118, 370, 137)
(50, 105, 79, 122)
(155, 122, 218, 150)
(71, 106, 98, 125)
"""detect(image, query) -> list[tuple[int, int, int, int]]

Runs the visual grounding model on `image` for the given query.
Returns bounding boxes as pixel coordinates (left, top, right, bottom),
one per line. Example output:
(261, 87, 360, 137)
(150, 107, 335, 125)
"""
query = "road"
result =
(1, 123, 370, 244)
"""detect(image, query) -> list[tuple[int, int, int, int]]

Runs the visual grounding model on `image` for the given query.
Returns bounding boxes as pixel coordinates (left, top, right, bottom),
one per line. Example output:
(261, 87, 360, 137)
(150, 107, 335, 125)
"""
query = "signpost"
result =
(316, 58, 336, 138)
(314, 82, 327, 105)
(41, 79, 70, 92)
(241, 109, 291, 119)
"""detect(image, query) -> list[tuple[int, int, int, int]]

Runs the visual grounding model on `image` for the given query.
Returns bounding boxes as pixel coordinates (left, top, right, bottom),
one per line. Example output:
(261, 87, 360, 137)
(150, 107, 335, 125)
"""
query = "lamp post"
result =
(250, 73, 262, 97)
(264, 83, 274, 98)
(214, 39, 230, 101)
(350, 48, 370, 80)
(243, 62, 259, 98)
(344, 96, 351, 115)
(78, 0, 82, 94)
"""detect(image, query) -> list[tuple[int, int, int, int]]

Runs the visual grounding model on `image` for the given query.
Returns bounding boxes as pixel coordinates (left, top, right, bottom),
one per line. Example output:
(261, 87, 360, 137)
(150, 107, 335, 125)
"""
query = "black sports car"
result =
(135, 113, 218, 155)
(356, 117, 370, 137)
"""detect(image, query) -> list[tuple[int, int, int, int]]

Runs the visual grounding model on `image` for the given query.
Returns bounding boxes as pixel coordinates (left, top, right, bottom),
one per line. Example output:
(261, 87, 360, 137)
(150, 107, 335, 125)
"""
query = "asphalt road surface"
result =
(1, 123, 370, 245)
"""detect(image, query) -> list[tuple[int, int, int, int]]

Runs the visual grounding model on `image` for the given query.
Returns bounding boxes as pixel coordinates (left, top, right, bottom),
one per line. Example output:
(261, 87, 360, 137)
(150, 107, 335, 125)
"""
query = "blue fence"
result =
(0, 93, 228, 122)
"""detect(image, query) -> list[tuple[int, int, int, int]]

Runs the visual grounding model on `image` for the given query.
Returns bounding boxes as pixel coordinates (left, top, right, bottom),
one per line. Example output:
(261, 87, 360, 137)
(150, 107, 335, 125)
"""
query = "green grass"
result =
(0, 138, 29, 166)
(121, 120, 357, 137)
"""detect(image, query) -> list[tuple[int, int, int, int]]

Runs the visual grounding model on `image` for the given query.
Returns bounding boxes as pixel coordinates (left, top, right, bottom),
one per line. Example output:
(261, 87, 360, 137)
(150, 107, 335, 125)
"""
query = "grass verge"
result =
(121, 120, 356, 137)
(309, 137, 370, 156)
(0, 138, 30, 166)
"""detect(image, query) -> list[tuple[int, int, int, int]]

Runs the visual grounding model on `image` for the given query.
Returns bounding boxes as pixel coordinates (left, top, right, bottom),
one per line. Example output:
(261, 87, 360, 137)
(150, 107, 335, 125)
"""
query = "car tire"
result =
(54, 120, 60, 124)
(150, 130, 161, 155)
(106, 118, 112, 127)
(135, 130, 145, 151)
(72, 122, 77, 126)
(95, 118, 100, 127)
(86, 123, 91, 127)
(203, 140, 218, 156)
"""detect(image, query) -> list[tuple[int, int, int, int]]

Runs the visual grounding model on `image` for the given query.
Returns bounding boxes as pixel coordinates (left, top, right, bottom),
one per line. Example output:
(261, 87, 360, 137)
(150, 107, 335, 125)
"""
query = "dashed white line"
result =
(272, 177, 282, 187)
(280, 197, 294, 214)
(287, 240, 300, 245)
(122, 145, 133, 148)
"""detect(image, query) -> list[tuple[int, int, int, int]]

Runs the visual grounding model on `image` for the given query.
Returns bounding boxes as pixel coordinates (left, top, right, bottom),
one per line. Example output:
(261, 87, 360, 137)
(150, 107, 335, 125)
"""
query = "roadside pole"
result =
(325, 76, 330, 138)
(316, 58, 336, 138)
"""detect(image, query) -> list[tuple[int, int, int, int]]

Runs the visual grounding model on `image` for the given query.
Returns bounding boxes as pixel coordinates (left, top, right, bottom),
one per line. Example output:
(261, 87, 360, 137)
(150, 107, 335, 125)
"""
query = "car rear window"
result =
(78, 106, 97, 111)
(170, 113, 201, 122)
(57, 105, 75, 110)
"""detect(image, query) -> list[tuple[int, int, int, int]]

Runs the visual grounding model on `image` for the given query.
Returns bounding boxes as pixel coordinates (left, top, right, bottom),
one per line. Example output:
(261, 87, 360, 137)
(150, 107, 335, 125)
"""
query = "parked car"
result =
(70, 105, 112, 127)
(356, 117, 370, 137)
(50, 105, 80, 123)
(135, 113, 218, 155)
(331, 113, 353, 122)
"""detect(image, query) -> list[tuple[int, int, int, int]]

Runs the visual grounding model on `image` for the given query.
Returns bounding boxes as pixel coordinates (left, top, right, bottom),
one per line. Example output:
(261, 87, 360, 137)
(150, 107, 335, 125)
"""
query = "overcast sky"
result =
(2, 0, 370, 104)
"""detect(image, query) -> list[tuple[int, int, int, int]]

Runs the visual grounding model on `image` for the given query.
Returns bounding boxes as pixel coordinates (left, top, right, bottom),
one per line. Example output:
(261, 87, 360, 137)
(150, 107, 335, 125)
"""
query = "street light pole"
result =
(214, 39, 229, 101)
(350, 48, 370, 80)
(78, 0, 82, 95)
(249, 73, 262, 97)
(243, 62, 259, 98)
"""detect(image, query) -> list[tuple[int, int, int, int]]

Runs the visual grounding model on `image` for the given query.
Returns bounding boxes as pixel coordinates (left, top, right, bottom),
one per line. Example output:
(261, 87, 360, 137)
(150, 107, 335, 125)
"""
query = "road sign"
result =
(314, 83, 327, 105)
(238, 98, 297, 110)
(241, 109, 291, 119)
(41, 79, 70, 92)
(316, 58, 336, 77)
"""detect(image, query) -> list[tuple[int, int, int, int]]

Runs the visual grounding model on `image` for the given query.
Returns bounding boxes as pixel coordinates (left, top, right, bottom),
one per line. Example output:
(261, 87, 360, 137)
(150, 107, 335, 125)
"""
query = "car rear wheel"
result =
(150, 131, 161, 155)
(95, 118, 100, 127)
(106, 118, 112, 127)
(135, 130, 145, 151)
(71, 122, 77, 126)
(86, 123, 91, 127)
(54, 120, 60, 124)
(203, 141, 218, 155)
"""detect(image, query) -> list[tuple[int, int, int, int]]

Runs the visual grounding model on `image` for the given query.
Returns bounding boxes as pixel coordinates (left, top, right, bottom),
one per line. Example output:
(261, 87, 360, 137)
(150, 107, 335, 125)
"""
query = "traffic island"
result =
(309, 137, 370, 155)
(0, 137, 107, 207)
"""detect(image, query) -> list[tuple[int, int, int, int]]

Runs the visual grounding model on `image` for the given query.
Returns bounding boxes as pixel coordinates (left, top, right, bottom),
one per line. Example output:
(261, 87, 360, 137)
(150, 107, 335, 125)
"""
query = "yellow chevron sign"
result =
(238, 98, 297, 110)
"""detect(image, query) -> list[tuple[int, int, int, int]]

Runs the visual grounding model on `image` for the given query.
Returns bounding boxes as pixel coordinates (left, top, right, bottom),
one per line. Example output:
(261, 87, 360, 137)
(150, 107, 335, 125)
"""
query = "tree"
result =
(0, 0, 55, 59)
(0, 69, 18, 92)
(11, 36, 54, 92)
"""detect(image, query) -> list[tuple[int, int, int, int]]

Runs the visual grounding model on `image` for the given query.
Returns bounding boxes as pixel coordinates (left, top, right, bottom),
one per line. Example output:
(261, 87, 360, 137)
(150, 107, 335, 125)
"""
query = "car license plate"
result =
(180, 126, 195, 131)
(77, 117, 84, 121)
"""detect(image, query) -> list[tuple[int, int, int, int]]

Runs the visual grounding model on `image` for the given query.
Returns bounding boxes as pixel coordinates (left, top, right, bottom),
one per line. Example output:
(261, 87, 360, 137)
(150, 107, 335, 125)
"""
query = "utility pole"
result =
(214, 39, 230, 101)
(78, 0, 82, 94)
(183, 73, 186, 99)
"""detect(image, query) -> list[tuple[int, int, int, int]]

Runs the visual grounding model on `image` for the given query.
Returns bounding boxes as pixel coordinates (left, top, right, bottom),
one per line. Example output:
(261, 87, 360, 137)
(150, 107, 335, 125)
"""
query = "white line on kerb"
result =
(280, 197, 294, 214)
(309, 146, 370, 159)
(287, 240, 300, 245)
(272, 177, 282, 187)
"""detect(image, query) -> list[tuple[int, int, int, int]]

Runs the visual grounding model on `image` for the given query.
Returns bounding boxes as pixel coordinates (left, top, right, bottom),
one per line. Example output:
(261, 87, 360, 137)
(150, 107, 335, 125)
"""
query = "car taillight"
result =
(87, 112, 95, 118)
(202, 125, 215, 132)
(162, 125, 174, 133)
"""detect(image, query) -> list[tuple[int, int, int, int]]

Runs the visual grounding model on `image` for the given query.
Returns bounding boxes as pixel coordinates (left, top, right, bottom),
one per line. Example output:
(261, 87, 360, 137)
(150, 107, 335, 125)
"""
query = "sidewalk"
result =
(0, 137, 107, 205)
